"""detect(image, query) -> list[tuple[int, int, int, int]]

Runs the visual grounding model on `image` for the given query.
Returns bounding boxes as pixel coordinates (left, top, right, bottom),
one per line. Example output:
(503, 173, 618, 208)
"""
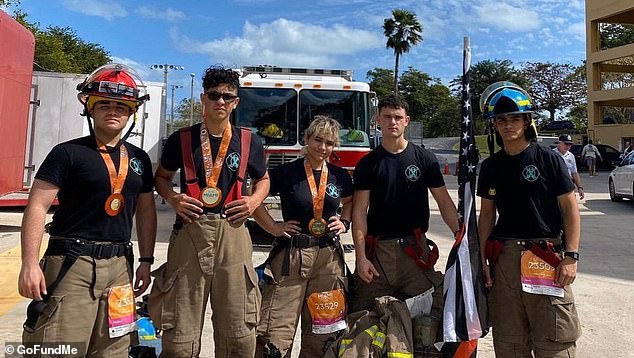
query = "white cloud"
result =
(136, 6, 186, 23)
(171, 18, 382, 68)
(475, 3, 540, 31)
(566, 22, 586, 42)
(62, 0, 127, 21)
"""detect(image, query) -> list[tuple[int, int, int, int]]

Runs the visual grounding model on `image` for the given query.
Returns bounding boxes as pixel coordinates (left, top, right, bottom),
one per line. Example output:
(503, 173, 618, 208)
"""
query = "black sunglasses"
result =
(205, 91, 238, 103)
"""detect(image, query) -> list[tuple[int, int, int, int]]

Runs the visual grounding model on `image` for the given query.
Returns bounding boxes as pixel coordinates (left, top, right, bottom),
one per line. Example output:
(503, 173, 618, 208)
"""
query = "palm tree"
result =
(383, 9, 423, 93)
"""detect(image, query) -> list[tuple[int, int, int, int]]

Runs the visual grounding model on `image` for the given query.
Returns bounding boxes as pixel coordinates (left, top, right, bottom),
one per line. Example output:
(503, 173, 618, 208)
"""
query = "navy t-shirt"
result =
(353, 143, 445, 237)
(160, 123, 267, 214)
(36, 136, 154, 242)
(477, 143, 574, 239)
(269, 159, 353, 235)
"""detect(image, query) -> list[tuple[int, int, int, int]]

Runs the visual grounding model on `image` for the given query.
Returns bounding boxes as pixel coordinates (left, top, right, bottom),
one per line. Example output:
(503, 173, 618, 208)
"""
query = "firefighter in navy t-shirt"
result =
(477, 82, 581, 357)
(19, 64, 157, 356)
(253, 115, 352, 357)
(150, 66, 269, 357)
(350, 95, 459, 331)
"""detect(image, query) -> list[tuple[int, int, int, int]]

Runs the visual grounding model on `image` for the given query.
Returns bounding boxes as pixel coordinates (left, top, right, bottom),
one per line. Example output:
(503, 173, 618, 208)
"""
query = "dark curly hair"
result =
(378, 94, 409, 113)
(202, 65, 240, 92)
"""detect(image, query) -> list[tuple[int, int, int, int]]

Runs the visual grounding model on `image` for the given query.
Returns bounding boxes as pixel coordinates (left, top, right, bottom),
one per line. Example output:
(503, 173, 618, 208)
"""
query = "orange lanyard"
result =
(97, 141, 128, 216)
(304, 159, 329, 220)
(200, 122, 232, 187)
(98, 142, 129, 195)
(199, 122, 232, 207)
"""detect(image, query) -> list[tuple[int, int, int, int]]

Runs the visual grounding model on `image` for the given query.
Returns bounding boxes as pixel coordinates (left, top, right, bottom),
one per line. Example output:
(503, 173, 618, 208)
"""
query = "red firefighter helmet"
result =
(77, 63, 149, 113)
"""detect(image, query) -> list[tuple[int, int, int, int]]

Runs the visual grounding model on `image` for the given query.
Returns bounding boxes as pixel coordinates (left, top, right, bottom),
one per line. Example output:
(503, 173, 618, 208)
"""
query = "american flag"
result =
(441, 37, 489, 358)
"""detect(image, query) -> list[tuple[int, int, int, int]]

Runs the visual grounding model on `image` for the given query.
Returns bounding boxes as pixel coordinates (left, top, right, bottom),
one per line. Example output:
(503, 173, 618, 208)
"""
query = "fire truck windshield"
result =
(234, 88, 370, 148)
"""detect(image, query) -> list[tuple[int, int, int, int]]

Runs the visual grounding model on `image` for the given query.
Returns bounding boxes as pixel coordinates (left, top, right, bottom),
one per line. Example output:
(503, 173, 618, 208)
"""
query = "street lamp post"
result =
(190, 73, 195, 126)
(170, 84, 183, 134)
(150, 64, 184, 137)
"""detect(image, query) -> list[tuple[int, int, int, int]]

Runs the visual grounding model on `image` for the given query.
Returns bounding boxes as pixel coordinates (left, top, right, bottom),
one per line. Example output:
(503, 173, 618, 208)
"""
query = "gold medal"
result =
(201, 186, 222, 207)
(304, 159, 329, 237)
(97, 141, 129, 217)
(199, 122, 232, 210)
(309, 218, 328, 237)
(105, 193, 125, 216)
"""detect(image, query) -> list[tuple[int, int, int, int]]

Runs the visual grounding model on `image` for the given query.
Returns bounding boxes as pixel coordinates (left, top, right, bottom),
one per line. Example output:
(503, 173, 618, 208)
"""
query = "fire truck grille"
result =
(267, 153, 301, 168)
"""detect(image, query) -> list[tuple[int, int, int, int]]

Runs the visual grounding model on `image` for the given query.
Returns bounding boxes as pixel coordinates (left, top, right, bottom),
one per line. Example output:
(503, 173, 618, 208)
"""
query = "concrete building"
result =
(586, 0, 634, 151)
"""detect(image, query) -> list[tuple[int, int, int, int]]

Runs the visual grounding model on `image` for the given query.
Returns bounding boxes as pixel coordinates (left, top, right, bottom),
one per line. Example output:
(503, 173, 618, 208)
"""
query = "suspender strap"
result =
(238, 127, 251, 181)
(523, 241, 562, 268)
(226, 127, 251, 202)
(402, 228, 439, 270)
(179, 127, 201, 200)
(181, 127, 251, 202)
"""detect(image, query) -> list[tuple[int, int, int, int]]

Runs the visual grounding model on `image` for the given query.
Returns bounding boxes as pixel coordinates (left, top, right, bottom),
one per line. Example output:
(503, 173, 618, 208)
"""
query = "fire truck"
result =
(234, 65, 375, 172)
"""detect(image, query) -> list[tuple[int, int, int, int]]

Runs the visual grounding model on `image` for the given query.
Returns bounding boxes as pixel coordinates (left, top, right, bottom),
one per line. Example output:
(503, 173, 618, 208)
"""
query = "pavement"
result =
(0, 171, 633, 357)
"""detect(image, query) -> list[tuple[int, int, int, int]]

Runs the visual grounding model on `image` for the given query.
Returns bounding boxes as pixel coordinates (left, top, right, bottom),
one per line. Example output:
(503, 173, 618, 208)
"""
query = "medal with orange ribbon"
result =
(200, 122, 232, 208)
(305, 159, 329, 237)
(98, 141, 129, 216)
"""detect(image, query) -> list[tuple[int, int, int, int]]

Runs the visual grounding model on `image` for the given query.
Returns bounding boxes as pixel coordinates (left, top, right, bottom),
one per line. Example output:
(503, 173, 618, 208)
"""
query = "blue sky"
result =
(5, 0, 586, 105)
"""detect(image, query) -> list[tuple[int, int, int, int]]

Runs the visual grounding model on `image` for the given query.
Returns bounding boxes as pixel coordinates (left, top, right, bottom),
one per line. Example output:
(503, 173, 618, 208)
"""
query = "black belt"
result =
(290, 233, 336, 249)
(25, 238, 133, 333)
(45, 239, 132, 259)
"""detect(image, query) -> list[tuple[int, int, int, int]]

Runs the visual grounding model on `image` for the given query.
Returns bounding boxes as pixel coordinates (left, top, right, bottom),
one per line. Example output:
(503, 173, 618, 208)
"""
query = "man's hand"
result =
(356, 257, 380, 284)
(167, 193, 204, 223)
(224, 195, 260, 226)
(18, 263, 47, 301)
(555, 257, 577, 287)
(577, 188, 585, 200)
(134, 263, 151, 297)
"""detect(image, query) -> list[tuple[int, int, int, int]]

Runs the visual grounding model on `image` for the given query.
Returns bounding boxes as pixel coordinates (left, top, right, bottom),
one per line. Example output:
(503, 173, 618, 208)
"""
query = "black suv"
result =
(569, 144, 621, 171)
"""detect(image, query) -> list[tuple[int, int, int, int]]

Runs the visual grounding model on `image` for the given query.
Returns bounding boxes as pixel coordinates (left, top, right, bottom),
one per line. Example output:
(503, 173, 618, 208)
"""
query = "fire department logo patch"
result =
(130, 158, 143, 176)
(226, 152, 240, 172)
(522, 165, 540, 182)
(326, 183, 340, 199)
(405, 165, 421, 182)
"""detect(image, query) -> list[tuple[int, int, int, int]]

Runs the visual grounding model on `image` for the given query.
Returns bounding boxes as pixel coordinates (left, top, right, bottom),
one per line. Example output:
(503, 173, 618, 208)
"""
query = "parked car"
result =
(569, 144, 621, 171)
(608, 151, 634, 201)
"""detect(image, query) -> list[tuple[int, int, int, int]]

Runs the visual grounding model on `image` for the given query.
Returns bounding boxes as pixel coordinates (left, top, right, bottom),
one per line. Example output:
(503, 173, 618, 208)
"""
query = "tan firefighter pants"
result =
(350, 237, 444, 316)
(256, 241, 346, 358)
(489, 240, 581, 358)
(22, 251, 133, 357)
(148, 214, 261, 358)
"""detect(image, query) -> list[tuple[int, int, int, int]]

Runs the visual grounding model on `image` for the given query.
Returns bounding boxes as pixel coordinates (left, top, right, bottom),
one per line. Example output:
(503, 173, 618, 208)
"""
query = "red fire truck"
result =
(234, 65, 375, 172)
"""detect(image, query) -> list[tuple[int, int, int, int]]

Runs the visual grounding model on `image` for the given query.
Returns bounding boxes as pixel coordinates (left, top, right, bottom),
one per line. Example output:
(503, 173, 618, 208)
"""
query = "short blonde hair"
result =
(303, 115, 341, 146)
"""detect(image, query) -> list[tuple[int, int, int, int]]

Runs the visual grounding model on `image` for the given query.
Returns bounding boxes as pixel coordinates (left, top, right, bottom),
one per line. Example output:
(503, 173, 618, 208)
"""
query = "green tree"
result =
(600, 24, 634, 50)
(450, 59, 528, 120)
(383, 9, 422, 93)
(13, 12, 110, 73)
(173, 98, 203, 130)
(522, 62, 586, 122)
(399, 67, 460, 138)
(366, 68, 394, 100)
(567, 104, 587, 130)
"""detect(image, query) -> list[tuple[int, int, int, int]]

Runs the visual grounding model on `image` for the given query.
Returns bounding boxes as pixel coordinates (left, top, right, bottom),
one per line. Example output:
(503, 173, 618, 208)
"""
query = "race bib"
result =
(307, 289, 347, 334)
(520, 251, 564, 297)
(108, 284, 137, 338)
